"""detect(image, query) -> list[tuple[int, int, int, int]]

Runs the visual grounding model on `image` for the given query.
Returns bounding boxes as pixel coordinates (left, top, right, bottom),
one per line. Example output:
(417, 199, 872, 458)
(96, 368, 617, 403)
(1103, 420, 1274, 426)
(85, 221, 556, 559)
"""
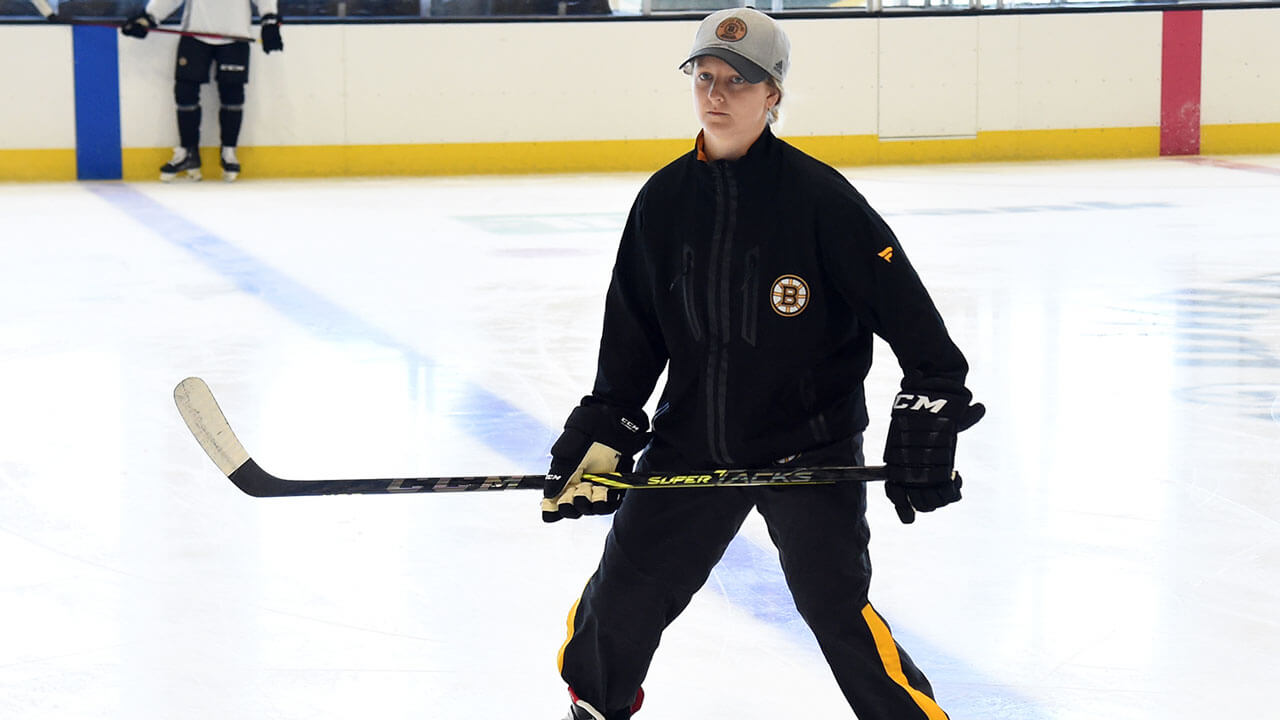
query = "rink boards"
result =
(1, 7, 1279, 180)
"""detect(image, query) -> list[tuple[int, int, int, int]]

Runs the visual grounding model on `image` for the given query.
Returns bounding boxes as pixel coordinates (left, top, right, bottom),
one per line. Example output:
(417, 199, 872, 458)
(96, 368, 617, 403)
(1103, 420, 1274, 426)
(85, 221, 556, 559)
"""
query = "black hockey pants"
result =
(557, 441, 949, 720)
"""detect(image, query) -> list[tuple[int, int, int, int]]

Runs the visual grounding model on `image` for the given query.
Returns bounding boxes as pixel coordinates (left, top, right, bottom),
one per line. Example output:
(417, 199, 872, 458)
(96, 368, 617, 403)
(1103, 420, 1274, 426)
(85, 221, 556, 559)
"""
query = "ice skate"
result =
(220, 146, 240, 182)
(563, 703, 604, 720)
(160, 147, 201, 182)
(560, 688, 642, 720)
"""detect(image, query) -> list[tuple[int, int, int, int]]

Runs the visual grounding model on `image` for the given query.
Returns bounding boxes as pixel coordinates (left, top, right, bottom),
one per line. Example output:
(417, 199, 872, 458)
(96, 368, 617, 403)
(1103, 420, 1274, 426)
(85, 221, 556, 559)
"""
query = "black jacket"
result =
(590, 126, 970, 470)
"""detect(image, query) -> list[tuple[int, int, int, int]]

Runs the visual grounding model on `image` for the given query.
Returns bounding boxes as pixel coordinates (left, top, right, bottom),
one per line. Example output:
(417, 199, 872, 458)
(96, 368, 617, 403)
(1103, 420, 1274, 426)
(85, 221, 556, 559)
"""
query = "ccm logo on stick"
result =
(893, 394, 949, 413)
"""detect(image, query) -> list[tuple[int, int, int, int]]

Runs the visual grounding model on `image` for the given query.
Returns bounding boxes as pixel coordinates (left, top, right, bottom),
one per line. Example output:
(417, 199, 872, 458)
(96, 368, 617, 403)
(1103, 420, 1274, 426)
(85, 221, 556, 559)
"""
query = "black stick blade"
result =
(230, 459, 546, 497)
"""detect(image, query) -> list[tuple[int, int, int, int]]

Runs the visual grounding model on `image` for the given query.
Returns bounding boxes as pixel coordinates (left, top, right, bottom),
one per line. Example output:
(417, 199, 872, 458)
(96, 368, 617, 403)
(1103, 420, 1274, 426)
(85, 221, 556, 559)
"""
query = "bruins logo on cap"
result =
(716, 17, 748, 42)
(770, 275, 809, 317)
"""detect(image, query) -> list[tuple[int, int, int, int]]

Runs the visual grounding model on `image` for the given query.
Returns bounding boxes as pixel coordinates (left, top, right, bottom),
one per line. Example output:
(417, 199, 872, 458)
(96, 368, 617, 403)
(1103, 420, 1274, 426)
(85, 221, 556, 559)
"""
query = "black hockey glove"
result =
(260, 13, 283, 53)
(542, 401, 650, 523)
(883, 390, 985, 524)
(120, 12, 155, 38)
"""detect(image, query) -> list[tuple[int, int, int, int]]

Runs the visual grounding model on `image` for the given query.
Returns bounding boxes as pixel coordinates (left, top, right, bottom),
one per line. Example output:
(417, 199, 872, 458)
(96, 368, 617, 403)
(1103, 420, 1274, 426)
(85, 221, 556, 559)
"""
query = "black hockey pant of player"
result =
(173, 36, 250, 149)
(558, 480, 949, 719)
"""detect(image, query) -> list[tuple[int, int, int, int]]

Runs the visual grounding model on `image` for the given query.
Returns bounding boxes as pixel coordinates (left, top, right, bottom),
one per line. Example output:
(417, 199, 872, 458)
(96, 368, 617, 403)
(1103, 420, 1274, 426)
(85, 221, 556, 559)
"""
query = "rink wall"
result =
(1, 7, 1279, 181)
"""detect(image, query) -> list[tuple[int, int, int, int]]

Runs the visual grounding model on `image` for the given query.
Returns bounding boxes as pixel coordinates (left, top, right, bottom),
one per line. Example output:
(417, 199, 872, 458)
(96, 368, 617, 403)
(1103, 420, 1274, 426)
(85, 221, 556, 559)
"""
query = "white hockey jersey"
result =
(144, 0, 280, 45)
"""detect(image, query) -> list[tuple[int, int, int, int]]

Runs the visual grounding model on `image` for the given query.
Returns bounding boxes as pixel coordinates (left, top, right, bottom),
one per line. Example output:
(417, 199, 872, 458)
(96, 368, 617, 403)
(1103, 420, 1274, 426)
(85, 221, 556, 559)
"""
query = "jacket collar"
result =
(694, 125, 777, 169)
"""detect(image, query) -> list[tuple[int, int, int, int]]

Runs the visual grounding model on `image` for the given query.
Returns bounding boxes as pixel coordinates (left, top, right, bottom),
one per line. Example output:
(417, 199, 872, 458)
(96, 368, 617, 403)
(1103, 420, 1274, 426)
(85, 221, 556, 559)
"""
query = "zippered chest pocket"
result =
(667, 244, 703, 342)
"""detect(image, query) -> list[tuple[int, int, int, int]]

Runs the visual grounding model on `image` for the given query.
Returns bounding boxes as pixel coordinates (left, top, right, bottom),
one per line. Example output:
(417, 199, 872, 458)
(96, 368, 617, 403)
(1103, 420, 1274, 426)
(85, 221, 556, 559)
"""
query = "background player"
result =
(540, 8, 984, 719)
(121, 0, 283, 182)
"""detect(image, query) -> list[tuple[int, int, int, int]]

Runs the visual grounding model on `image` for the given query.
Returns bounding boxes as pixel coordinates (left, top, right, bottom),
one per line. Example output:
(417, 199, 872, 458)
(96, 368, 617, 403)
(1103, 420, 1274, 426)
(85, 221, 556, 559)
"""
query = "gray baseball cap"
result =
(679, 7, 790, 85)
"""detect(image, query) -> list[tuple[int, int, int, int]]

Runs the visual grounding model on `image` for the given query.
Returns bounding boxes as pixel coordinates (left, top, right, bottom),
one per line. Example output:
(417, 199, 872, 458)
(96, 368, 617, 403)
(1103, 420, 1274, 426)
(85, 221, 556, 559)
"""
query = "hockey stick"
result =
(174, 377, 886, 498)
(64, 18, 257, 43)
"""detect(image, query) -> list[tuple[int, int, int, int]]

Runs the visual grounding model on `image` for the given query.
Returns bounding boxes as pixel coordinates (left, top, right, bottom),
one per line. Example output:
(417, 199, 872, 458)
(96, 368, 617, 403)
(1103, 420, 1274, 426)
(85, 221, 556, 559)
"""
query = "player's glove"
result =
(120, 12, 155, 38)
(883, 390, 985, 524)
(260, 13, 283, 53)
(542, 401, 650, 523)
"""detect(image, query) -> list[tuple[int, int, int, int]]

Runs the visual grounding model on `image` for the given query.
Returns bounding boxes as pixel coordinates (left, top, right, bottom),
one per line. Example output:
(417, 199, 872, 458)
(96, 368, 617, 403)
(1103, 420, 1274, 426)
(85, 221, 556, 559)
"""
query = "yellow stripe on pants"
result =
(861, 604, 950, 720)
(557, 596, 582, 673)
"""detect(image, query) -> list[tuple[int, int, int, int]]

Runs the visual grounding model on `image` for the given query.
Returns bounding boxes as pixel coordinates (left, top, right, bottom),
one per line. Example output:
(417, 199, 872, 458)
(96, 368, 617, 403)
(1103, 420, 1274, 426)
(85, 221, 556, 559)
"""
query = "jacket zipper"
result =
(705, 162, 737, 465)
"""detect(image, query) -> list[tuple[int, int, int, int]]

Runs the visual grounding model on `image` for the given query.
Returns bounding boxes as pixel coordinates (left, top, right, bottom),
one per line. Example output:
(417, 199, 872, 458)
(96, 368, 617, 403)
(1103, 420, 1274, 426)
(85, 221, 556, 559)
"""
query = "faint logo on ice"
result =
(1109, 272, 1280, 370)
(459, 213, 625, 235)
(1106, 272, 1280, 422)
(1175, 384, 1280, 422)
(880, 200, 1172, 218)
(455, 213, 626, 258)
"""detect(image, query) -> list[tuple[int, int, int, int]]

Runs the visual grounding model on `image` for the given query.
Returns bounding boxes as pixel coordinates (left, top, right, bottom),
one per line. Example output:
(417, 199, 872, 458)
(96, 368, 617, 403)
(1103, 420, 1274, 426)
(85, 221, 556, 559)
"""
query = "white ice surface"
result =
(1, 154, 1278, 719)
